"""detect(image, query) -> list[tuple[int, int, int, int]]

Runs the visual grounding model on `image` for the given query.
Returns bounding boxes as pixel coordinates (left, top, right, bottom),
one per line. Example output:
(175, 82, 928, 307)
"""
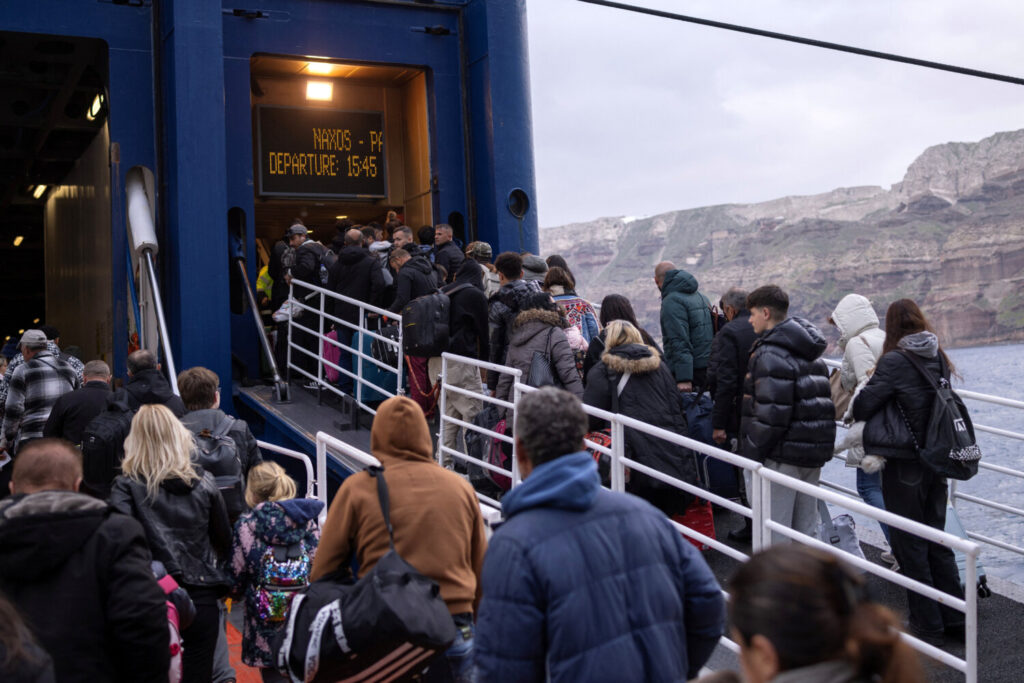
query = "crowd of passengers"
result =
(0, 220, 966, 681)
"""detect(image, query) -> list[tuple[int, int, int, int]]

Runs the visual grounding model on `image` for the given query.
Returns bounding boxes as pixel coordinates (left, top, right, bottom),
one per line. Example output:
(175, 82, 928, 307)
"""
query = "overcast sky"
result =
(525, 0, 1024, 227)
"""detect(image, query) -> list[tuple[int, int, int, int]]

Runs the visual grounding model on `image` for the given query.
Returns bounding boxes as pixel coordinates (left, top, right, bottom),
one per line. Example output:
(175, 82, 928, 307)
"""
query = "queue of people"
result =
(0, 221, 972, 681)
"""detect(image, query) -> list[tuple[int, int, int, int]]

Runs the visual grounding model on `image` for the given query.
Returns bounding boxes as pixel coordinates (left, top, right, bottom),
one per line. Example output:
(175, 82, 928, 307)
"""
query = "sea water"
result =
(824, 343, 1024, 585)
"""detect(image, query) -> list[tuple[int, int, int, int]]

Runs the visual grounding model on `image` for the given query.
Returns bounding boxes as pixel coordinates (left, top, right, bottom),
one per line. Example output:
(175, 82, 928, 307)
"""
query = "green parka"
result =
(659, 269, 713, 382)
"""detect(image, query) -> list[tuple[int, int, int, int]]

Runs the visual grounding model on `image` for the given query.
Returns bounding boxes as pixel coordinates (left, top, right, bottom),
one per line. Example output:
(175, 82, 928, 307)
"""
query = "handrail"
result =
(286, 278, 404, 415)
(125, 166, 178, 395)
(236, 257, 289, 402)
(256, 439, 317, 500)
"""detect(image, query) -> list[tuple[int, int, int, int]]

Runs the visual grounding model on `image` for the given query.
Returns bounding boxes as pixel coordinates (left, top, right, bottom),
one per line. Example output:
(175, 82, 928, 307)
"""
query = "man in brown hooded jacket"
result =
(311, 395, 487, 680)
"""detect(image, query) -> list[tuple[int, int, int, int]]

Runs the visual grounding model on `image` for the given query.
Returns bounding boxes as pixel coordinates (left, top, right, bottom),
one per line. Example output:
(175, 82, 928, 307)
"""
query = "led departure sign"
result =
(256, 106, 386, 198)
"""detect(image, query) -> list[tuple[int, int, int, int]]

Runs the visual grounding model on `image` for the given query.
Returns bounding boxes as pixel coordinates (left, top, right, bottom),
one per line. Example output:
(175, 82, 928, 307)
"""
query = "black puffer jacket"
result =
(486, 279, 537, 389)
(707, 311, 757, 435)
(328, 245, 385, 324)
(0, 491, 169, 683)
(584, 343, 699, 503)
(109, 469, 232, 590)
(853, 332, 944, 461)
(389, 253, 437, 313)
(740, 317, 836, 467)
(581, 327, 660, 385)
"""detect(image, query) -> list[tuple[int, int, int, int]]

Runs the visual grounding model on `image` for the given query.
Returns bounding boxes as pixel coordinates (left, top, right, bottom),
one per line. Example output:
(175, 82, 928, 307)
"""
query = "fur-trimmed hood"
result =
(513, 308, 563, 329)
(601, 343, 662, 375)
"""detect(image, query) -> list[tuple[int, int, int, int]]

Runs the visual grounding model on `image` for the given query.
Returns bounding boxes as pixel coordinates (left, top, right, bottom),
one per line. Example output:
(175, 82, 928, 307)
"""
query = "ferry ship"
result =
(2, 2, 1022, 681)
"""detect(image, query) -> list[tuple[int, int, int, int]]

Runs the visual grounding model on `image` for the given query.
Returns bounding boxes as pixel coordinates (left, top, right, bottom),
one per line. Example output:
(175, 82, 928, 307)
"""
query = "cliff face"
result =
(541, 129, 1024, 349)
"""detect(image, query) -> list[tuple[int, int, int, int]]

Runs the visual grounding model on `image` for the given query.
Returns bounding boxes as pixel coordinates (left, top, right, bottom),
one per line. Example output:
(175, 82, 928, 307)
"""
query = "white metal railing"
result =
(286, 278, 403, 415)
(432, 360, 981, 680)
(823, 357, 1024, 561)
(315, 430, 503, 532)
(256, 439, 321, 504)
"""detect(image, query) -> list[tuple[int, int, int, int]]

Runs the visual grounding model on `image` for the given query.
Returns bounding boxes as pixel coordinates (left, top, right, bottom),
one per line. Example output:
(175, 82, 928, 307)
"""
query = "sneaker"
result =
(728, 525, 752, 542)
(880, 550, 896, 564)
(302, 381, 320, 390)
(907, 622, 945, 648)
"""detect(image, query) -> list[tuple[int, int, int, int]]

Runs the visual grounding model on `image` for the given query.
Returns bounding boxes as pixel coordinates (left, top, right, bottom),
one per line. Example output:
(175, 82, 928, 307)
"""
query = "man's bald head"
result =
(345, 228, 363, 247)
(654, 261, 676, 289)
(10, 438, 83, 495)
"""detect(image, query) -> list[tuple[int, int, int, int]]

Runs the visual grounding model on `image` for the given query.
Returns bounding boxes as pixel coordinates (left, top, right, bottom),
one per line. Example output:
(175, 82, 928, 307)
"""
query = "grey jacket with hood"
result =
(495, 309, 584, 408)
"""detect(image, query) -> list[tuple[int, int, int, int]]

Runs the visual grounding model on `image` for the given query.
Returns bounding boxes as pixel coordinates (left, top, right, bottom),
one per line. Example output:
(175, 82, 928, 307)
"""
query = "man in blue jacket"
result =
(475, 387, 724, 682)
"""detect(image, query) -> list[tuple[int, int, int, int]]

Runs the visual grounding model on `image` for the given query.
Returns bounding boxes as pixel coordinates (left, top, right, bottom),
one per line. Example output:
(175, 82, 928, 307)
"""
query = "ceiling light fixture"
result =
(33, 318, 40, 324)
(306, 62, 334, 76)
(32, 185, 47, 199)
(13, 235, 24, 247)
(335, 215, 348, 220)
(87, 93, 104, 121)
(305, 80, 333, 101)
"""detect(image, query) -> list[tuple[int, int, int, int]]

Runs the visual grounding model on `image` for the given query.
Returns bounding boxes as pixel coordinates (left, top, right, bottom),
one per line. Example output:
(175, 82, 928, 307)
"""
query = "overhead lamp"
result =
(306, 80, 333, 101)
(32, 184, 47, 199)
(18, 329, 24, 335)
(13, 236, 24, 247)
(32, 318, 40, 324)
(306, 62, 334, 76)
(87, 93, 104, 121)
(335, 215, 348, 220)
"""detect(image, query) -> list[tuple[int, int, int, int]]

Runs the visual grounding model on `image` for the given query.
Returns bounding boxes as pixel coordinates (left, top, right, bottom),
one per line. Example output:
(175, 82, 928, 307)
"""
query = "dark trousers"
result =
(181, 599, 221, 683)
(882, 459, 964, 634)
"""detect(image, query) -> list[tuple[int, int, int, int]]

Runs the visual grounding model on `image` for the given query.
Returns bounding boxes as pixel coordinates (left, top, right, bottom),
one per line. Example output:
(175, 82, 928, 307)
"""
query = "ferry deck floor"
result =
(238, 380, 1024, 682)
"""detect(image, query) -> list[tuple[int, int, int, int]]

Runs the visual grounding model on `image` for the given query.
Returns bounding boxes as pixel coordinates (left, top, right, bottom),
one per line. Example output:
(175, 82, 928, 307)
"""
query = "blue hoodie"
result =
(475, 452, 725, 683)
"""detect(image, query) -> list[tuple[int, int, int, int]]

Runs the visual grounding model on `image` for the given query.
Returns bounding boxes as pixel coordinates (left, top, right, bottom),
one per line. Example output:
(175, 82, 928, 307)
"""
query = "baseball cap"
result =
(466, 241, 493, 261)
(285, 223, 308, 237)
(19, 329, 47, 346)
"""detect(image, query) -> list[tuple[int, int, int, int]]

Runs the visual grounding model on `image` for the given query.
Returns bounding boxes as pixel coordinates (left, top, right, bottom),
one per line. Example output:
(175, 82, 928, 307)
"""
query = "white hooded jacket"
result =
(831, 294, 885, 391)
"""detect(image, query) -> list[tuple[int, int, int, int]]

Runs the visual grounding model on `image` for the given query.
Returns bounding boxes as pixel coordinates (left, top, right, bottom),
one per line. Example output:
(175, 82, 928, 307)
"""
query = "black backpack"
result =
(274, 467, 455, 682)
(899, 351, 982, 480)
(400, 290, 451, 357)
(188, 415, 246, 520)
(81, 393, 136, 497)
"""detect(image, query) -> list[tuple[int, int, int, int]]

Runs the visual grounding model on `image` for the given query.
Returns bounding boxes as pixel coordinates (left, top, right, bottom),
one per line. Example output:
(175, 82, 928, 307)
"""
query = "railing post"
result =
(318, 292, 326, 395)
(750, 467, 763, 551)
(286, 283, 294, 384)
(396, 315, 405, 396)
(356, 310, 364, 406)
(438, 355, 449, 465)
(315, 435, 328, 508)
(610, 416, 626, 492)
(965, 550, 978, 683)
(950, 480, 959, 512)
(758, 469, 773, 548)
(511, 380, 522, 486)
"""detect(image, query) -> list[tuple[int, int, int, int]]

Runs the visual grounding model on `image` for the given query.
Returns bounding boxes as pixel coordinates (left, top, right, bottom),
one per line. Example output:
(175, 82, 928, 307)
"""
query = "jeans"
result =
(856, 468, 891, 544)
(333, 325, 355, 394)
(765, 459, 821, 544)
(211, 599, 235, 683)
(421, 613, 475, 683)
(882, 459, 964, 635)
(440, 360, 484, 465)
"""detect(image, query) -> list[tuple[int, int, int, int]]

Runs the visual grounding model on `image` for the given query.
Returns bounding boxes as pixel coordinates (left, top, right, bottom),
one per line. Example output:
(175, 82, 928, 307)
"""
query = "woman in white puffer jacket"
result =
(830, 294, 891, 554)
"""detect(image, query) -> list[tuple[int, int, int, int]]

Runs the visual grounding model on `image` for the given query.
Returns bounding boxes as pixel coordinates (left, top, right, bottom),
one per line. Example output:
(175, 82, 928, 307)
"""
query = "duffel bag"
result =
(274, 467, 455, 682)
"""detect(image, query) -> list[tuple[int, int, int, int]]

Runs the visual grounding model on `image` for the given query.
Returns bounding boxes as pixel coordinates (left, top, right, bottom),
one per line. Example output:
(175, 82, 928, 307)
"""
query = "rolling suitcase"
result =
(944, 503, 991, 598)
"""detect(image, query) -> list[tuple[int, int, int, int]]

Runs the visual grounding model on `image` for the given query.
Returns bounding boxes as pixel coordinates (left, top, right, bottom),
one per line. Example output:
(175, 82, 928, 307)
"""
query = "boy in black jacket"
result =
(740, 285, 835, 542)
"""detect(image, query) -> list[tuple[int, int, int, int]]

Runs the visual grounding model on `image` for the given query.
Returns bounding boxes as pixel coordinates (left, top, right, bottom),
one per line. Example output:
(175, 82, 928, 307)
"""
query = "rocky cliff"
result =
(540, 128, 1024, 349)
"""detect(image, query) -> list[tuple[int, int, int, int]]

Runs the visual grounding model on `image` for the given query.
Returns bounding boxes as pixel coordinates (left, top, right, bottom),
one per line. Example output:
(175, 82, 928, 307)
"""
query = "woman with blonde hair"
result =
(230, 462, 323, 681)
(583, 320, 699, 516)
(110, 404, 231, 683)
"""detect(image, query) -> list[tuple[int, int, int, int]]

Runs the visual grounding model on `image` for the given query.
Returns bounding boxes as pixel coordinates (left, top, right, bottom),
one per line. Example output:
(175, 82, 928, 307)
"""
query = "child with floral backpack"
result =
(229, 462, 323, 681)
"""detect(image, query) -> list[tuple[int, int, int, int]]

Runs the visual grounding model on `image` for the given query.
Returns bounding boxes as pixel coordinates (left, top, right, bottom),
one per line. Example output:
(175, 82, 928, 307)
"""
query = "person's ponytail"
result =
(846, 603, 924, 683)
